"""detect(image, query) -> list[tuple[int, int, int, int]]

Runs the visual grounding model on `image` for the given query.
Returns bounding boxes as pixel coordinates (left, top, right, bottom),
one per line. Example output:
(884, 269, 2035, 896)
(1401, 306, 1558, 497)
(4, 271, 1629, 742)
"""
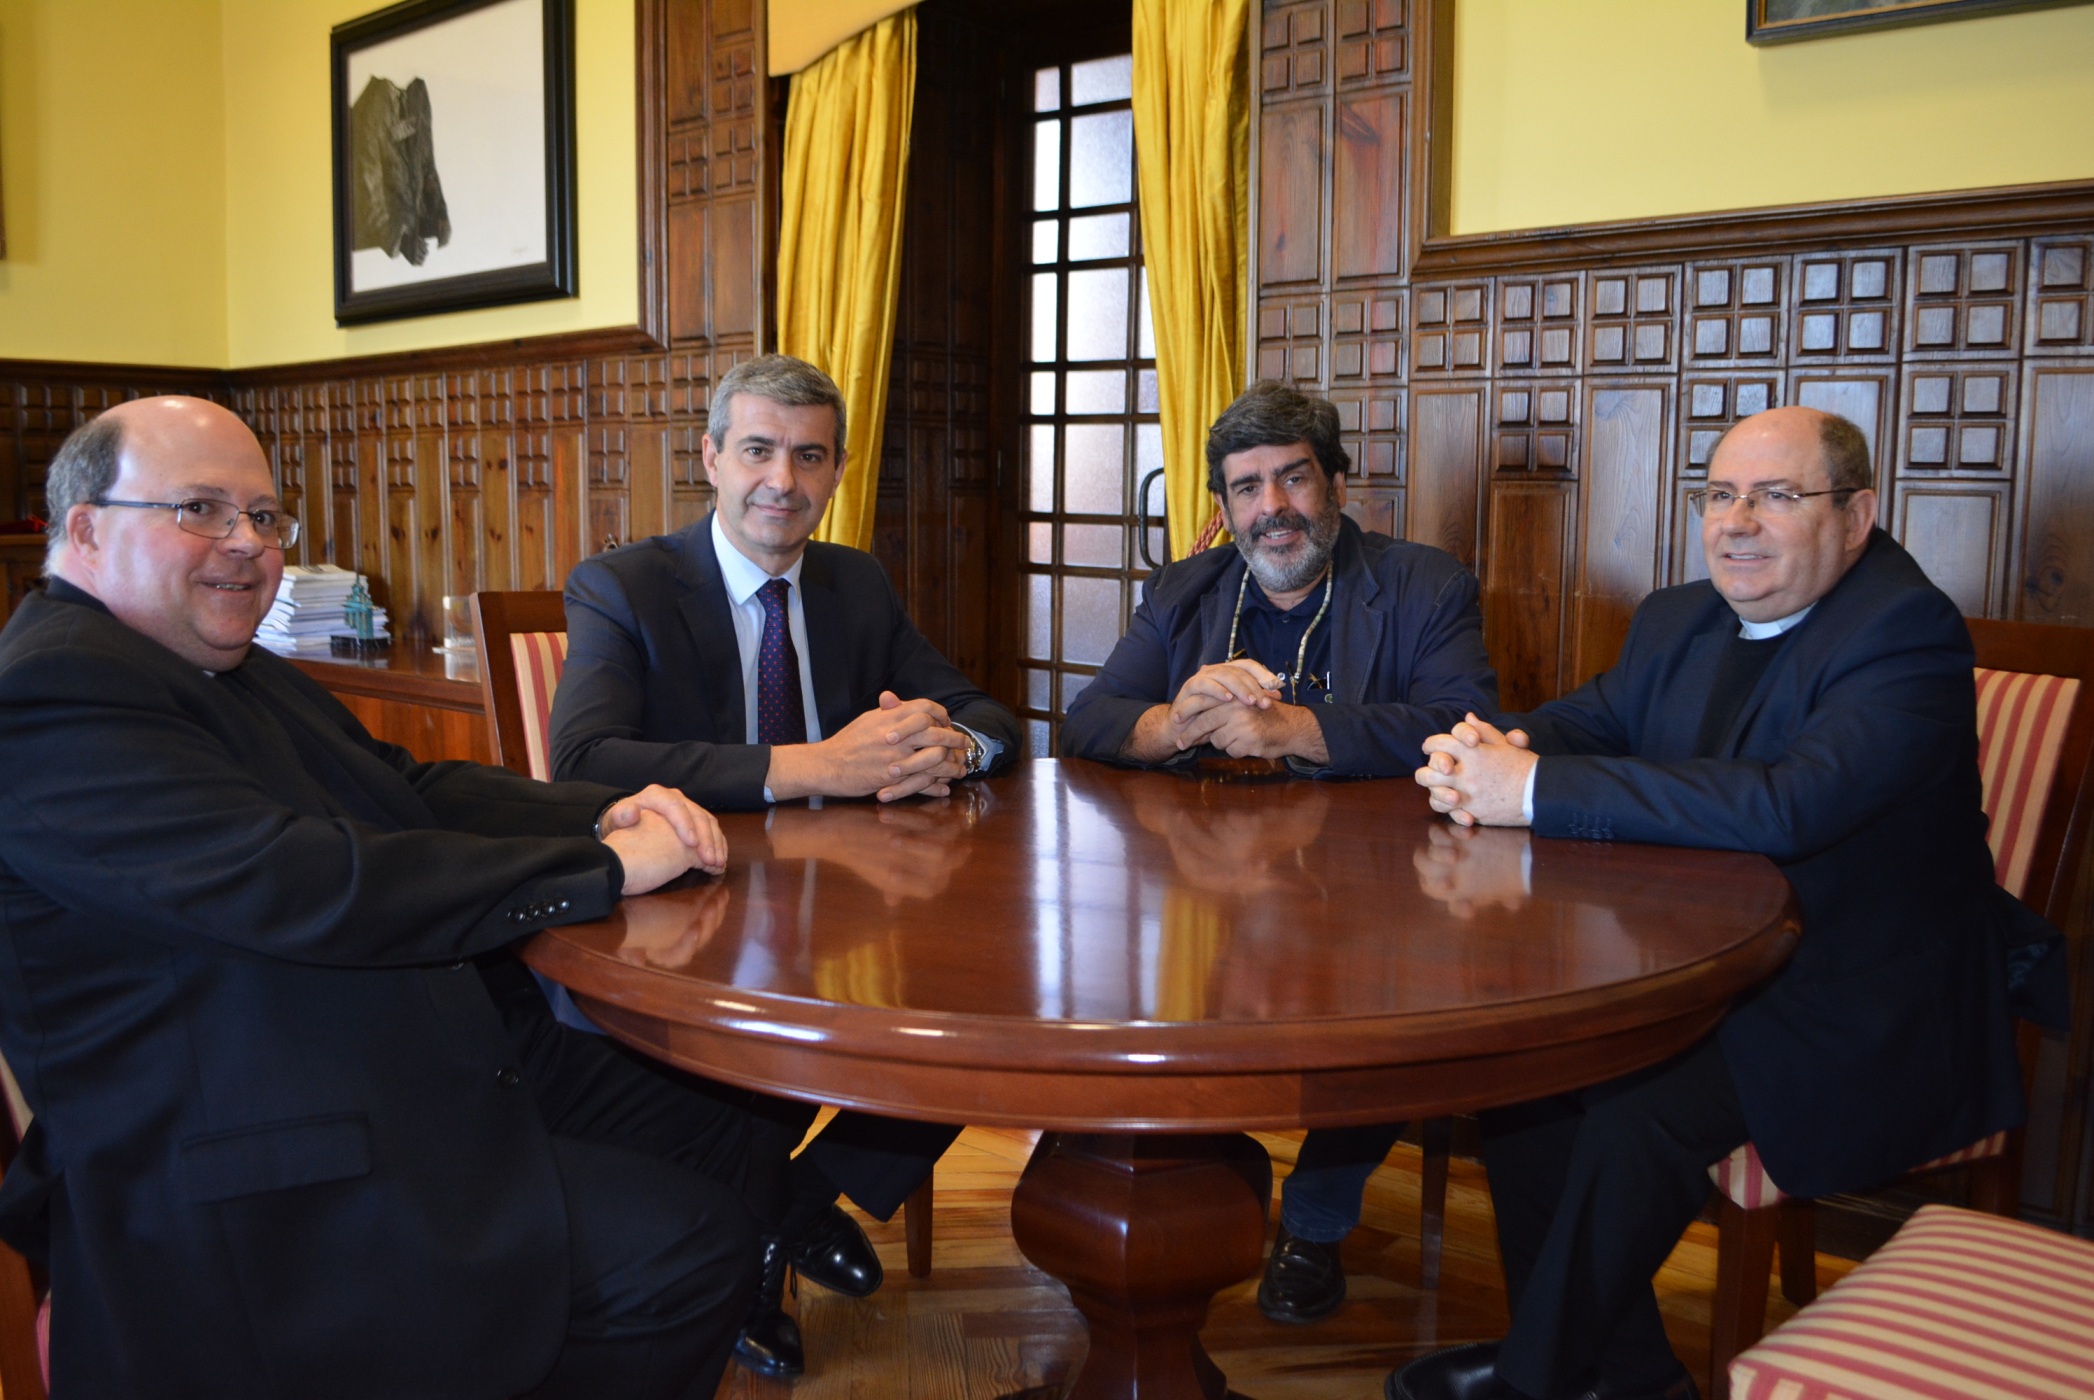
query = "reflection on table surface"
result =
(567, 758, 1791, 1028)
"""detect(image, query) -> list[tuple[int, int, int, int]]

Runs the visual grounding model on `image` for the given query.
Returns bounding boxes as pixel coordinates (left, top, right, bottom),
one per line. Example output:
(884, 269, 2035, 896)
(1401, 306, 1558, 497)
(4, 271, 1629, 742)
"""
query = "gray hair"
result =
(1205, 381, 1350, 495)
(43, 414, 127, 572)
(1818, 414, 1874, 497)
(1710, 410, 1875, 502)
(708, 354, 848, 458)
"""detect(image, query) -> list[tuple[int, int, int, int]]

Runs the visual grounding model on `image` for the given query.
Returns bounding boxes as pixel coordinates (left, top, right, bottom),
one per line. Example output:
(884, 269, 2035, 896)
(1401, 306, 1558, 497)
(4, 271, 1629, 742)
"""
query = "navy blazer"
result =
(1514, 531, 2027, 1198)
(0, 586, 627, 1398)
(1061, 516, 1497, 776)
(551, 515, 1021, 810)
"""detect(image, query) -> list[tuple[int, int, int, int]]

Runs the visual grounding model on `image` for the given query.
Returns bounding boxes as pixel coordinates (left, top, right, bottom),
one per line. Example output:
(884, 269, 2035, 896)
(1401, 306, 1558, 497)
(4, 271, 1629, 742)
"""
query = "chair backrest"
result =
(1967, 618, 2094, 928)
(469, 591, 571, 781)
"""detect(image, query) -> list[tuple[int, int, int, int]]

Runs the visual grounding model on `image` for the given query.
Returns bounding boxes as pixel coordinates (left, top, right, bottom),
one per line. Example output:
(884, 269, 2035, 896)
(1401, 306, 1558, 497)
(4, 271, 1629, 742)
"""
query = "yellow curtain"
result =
(1133, 0, 1250, 560)
(777, 10, 917, 553)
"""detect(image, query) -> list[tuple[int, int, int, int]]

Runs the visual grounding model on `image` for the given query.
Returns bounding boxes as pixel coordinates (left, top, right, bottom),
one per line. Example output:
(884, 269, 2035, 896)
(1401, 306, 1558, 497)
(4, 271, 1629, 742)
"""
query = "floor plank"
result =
(715, 1125, 1854, 1399)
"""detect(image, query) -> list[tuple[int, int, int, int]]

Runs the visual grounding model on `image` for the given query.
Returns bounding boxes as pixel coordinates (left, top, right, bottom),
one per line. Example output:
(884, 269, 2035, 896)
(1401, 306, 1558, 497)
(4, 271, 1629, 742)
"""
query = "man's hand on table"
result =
(600, 783, 729, 894)
(1415, 713, 1535, 827)
(1119, 660, 1328, 765)
(765, 691, 970, 803)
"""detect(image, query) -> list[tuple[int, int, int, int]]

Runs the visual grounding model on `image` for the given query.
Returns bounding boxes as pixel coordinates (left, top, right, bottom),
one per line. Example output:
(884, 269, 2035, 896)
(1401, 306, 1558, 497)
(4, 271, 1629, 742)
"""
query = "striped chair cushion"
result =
(1974, 666, 2079, 901)
(1728, 1204, 2094, 1399)
(1707, 666, 2075, 1211)
(510, 632, 570, 783)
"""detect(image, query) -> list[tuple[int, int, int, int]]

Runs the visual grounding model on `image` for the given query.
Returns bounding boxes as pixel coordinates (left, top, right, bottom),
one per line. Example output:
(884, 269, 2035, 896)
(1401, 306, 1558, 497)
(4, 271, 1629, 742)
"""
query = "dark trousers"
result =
(504, 985, 783, 1398)
(1278, 1121, 1410, 1243)
(526, 1137, 756, 1400)
(492, 956, 955, 1227)
(798, 1112, 964, 1222)
(1481, 1035, 1750, 1398)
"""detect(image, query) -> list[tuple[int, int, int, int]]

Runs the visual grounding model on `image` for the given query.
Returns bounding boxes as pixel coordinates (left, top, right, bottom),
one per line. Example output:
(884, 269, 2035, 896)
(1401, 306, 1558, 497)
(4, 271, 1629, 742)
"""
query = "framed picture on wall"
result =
(1748, 0, 2089, 44)
(331, 0, 575, 325)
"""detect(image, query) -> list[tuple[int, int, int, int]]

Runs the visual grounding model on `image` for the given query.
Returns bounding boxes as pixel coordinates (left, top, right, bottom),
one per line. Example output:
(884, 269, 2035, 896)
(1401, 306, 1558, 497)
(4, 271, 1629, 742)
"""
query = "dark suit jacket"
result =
(0, 585, 628, 1399)
(1060, 516, 1498, 776)
(1512, 531, 2027, 1198)
(551, 515, 1021, 808)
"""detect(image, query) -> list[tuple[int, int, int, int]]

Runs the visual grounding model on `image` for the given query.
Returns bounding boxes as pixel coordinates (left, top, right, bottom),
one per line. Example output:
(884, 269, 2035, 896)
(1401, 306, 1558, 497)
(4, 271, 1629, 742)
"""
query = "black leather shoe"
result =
(1256, 1228, 1346, 1323)
(788, 1202, 883, 1298)
(1386, 1343, 1520, 1400)
(733, 1236, 805, 1379)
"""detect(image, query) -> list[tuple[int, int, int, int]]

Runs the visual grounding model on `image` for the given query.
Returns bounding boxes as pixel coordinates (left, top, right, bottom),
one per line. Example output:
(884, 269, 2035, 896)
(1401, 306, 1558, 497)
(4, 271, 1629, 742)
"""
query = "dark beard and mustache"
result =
(1234, 500, 1342, 595)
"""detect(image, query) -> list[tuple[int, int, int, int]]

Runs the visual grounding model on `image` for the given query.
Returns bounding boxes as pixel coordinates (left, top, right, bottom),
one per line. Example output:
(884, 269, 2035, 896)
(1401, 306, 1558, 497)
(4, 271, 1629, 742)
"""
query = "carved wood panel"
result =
(1250, 0, 2094, 717)
(875, 2, 999, 688)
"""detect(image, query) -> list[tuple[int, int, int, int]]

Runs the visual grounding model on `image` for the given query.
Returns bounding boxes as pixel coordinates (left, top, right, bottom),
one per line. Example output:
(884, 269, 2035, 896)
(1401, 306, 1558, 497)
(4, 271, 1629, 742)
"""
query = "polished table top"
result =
(524, 759, 1798, 1133)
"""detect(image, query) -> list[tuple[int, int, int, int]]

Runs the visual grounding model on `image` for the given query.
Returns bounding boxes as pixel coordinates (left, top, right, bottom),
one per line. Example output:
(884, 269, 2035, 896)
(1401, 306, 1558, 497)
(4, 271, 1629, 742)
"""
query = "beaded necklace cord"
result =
(1222, 565, 1333, 704)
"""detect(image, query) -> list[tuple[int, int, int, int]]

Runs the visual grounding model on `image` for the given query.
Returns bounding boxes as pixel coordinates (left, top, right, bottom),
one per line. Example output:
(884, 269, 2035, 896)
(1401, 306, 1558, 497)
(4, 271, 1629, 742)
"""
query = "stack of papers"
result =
(255, 565, 391, 654)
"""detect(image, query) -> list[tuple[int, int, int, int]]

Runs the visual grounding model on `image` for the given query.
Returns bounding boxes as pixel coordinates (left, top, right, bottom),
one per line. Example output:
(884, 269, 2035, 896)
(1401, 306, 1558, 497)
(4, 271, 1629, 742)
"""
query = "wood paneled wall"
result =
(1253, 0, 2094, 712)
(872, 2, 1001, 677)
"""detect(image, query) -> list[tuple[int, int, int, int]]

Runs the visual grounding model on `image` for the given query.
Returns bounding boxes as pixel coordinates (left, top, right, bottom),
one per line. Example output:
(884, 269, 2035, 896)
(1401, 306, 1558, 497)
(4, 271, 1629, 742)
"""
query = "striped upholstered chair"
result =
(467, 589, 940, 1277)
(1728, 1203, 2094, 1397)
(1705, 617, 2094, 1396)
(469, 591, 571, 779)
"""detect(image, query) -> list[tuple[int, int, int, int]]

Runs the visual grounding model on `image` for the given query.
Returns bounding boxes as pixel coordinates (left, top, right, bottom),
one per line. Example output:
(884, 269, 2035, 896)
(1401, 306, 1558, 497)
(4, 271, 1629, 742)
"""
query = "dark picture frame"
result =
(331, 0, 575, 325)
(1747, 0, 2089, 44)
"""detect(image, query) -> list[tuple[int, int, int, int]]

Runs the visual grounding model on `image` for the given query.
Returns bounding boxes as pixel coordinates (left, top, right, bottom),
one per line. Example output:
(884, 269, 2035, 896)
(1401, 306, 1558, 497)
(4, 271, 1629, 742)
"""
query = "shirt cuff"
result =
(1521, 760, 1537, 825)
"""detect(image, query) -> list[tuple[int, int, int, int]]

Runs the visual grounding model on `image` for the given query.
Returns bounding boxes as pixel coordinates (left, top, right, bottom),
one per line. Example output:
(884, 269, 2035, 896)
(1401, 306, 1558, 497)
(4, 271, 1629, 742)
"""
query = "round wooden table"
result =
(524, 759, 1799, 1400)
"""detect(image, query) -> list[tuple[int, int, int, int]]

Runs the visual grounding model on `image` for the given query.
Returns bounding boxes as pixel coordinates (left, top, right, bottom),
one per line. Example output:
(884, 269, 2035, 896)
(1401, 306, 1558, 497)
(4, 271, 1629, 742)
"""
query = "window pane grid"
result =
(1021, 56, 1159, 753)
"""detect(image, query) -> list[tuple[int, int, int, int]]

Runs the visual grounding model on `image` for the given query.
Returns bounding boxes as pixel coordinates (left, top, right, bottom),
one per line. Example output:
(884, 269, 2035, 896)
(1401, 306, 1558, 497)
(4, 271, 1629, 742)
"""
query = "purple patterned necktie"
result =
(755, 578, 807, 746)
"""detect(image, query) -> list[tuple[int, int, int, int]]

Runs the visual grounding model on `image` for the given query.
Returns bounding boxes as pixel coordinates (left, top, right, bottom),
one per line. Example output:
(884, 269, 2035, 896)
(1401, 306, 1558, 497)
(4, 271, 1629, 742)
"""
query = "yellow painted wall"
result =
(221, 0, 636, 367)
(1453, 0, 2094, 235)
(0, 0, 634, 370)
(0, 0, 230, 367)
(768, 0, 912, 75)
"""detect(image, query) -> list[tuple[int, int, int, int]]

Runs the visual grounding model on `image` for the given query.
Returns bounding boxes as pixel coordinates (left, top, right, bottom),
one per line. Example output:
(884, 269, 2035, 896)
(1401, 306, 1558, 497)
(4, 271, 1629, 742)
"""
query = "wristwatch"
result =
(962, 727, 987, 777)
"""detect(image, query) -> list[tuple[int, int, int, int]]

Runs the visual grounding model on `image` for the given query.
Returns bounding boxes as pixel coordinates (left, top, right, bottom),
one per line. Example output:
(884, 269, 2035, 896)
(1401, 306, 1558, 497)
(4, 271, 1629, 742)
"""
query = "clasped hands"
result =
(767, 690, 972, 803)
(598, 784, 729, 895)
(1128, 659, 1327, 763)
(1414, 712, 1537, 828)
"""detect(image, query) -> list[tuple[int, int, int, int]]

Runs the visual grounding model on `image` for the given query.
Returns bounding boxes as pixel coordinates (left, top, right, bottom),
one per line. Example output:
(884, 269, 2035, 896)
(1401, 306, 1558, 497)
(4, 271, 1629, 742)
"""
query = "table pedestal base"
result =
(1007, 1132, 1272, 1400)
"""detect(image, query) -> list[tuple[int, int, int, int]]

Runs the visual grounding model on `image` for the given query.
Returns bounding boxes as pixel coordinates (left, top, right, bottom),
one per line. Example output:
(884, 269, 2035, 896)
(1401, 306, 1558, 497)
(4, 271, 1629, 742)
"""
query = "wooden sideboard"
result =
(287, 644, 494, 767)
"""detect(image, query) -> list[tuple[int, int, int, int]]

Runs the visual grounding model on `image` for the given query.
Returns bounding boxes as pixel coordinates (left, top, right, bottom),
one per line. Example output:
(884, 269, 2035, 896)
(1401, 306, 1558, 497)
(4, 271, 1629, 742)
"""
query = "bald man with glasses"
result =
(0, 398, 774, 1400)
(1389, 406, 2059, 1400)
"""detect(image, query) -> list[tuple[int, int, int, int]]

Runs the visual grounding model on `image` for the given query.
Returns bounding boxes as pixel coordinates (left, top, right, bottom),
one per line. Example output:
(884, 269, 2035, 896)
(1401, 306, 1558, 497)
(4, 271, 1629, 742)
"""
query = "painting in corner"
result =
(1749, 0, 2090, 43)
(332, 0, 575, 325)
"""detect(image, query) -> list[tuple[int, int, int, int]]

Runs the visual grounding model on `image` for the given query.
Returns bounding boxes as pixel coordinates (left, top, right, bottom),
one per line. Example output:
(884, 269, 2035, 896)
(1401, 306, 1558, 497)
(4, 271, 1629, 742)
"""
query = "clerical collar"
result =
(710, 513, 806, 606)
(1737, 604, 1814, 640)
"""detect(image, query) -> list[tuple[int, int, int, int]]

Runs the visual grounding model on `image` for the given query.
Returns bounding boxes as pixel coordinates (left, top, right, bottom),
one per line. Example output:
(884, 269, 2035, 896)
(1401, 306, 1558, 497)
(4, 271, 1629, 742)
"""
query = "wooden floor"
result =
(717, 1124, 1856, 1399)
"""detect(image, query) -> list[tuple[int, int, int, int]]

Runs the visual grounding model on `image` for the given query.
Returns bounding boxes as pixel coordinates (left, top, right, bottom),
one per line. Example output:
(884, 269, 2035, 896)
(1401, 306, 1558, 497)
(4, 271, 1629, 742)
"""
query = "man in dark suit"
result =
(1062, 380, 1499, 1325)
(551, 353, 1021, 1376)
(1396, 406, 2037, 1400)
(0, 397, 761, 1399)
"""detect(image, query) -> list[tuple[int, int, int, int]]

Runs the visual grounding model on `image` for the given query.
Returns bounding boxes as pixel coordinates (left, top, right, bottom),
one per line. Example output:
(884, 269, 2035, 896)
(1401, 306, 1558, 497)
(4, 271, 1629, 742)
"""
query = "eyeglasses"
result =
(1687, 486, 1854, 517)
(94, 497, 301, 549)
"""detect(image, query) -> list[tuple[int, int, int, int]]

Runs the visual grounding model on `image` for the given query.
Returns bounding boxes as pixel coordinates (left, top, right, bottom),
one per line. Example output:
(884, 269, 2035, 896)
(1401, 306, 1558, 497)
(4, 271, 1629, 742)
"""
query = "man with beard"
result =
(550, 353, 1021, 1379)
(1060, 379, 1498, 1324)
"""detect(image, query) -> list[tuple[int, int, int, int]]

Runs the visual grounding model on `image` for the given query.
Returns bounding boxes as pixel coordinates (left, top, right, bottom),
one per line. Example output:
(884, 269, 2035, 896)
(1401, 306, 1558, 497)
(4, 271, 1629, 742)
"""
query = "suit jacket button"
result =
(558, 899, 571, 912)
(507, 910, 524, 924)
(496, 1067, 521, 1088)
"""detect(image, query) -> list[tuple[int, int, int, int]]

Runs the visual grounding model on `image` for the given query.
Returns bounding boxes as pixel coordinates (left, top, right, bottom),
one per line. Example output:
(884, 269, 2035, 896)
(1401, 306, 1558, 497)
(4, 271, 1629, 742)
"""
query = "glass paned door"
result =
(1021, 54, 1165, 757)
